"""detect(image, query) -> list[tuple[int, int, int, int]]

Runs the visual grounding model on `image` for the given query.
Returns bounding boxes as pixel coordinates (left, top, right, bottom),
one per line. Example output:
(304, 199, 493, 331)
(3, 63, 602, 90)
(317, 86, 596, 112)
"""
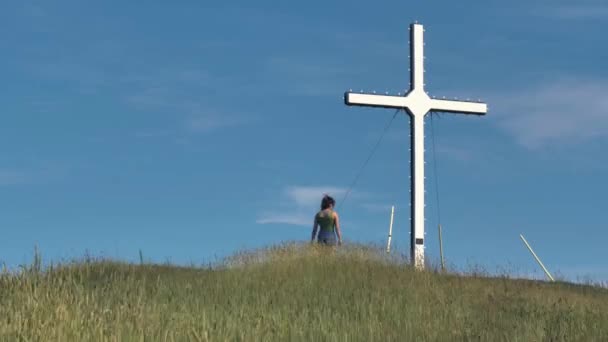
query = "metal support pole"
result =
(519, 234, 555, 282)
(438, 224, 445, 272)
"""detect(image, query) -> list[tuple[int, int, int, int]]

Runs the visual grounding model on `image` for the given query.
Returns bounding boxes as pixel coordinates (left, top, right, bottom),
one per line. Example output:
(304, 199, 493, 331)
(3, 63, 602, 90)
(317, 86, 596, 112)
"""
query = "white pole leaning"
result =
(519, 234, 555, 282)
(386, 206, 395, 253)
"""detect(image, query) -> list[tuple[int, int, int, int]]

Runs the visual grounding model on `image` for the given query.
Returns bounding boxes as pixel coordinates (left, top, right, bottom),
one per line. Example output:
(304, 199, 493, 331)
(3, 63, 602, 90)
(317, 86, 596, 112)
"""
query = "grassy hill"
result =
(1, 243, 607, 341)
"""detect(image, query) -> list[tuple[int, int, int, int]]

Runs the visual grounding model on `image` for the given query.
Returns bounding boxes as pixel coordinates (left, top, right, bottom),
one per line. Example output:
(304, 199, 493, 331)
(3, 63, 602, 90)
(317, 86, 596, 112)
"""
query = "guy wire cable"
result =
(338, 108, 401, 211)
(429, 111, 442, 226)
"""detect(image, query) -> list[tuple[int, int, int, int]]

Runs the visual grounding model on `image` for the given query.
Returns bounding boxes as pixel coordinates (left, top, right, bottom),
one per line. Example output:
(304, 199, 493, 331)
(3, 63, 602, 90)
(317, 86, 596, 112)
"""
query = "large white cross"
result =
(344, 23, 487, 269)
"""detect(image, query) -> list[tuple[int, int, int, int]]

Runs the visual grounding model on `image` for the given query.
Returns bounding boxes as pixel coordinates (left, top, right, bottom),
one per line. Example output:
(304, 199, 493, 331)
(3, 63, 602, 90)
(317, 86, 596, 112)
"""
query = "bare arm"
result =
(311, 215, 318, 242)
(334, 212, 342, 245)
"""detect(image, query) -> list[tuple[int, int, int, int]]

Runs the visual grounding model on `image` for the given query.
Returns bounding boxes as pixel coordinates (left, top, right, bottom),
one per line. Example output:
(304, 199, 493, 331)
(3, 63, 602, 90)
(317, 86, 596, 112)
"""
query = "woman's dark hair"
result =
(321, 195, 335, 210)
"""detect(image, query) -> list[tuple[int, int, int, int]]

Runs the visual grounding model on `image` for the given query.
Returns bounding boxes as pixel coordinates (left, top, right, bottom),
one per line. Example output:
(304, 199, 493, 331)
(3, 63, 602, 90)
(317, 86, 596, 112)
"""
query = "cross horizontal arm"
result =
(429, 99, 487, 115)
(344, 92, 408, 109)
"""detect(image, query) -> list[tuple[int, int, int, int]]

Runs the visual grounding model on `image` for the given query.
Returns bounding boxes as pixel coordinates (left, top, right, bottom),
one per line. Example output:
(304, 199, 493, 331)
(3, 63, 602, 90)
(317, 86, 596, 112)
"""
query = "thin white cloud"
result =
(436, 145, 475, 162)
(0, 164, 69, 186)
(123, 69, 212, 111)
(285, 186, 347, 207)
(186, 114, 248, 134)
(28, 62, 109, 94)
(122, 69, 251, 136)
(134, 129, 172, 139)
(358, 202, 393, 214)
(493, 79, 608, 148)
(25, 57, 243, 136)
(0, 170, 27, 186)
(264, 57, 353, 97)
(255, 214, 311, 227)
(555, 266, 608, 284)
(541, 5, 608, 19)
(257, 185, 349, 227)
(125, 86, 174, 110)
(256, 185, 382, 226)
(20, 3, 47, 19)
(126, 82, 250, 136)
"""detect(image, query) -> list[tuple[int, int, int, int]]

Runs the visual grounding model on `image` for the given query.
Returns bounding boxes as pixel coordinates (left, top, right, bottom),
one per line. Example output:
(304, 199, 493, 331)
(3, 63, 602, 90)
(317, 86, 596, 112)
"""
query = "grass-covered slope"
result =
(1, 244, 607, 341)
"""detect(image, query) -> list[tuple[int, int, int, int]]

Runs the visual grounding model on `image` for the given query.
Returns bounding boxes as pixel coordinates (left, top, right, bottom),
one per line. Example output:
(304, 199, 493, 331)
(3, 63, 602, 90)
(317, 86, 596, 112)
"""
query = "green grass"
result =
(1, 243, 607, 341)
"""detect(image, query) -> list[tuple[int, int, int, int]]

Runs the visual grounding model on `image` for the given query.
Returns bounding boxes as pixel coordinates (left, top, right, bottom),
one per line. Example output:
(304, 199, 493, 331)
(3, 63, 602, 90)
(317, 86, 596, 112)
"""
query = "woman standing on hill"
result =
(311, 195, 343, 246)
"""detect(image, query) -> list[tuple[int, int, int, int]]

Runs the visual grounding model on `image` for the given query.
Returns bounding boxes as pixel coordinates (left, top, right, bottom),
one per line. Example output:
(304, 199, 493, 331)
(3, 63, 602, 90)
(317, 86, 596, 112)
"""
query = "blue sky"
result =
(1, 1, 607, 282)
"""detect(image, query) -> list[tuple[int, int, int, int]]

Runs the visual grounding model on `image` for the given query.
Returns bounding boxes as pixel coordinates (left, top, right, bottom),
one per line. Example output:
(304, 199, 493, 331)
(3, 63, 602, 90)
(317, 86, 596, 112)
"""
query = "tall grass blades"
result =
(0, 243, 606, 341)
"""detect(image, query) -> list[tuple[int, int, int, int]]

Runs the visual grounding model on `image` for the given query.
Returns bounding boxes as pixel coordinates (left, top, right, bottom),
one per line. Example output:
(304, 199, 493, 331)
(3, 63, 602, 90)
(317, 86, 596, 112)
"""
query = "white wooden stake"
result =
(520, 234, 555, 282)
(386, 206, 395, 253)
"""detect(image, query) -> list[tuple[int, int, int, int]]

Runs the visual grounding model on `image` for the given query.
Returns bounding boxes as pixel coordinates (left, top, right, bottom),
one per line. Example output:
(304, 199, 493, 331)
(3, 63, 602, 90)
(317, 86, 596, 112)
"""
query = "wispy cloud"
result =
(186, 113, 249, 134)
(436, 145, 475, 162)
(285, 186, 347, 207)
(28, 62, 110, 95)
(0, 169, 28, 186)
(358, 202, 393, 214)
(264, 57, 353, 97)
(125, 72, 250, 137)
(256, 214, 311, 227)
(24, 55, 246, 136)
(492, 79, 608, 148)
(256, 185, 348, 226)
(539, 4, 608, 19)
(0, 163, 69, 186)
(122, 69, 212, 110)
(554, 265, 608, 284)
(134, 129, 173, 139)
(20, 3, 47, 19)
(255, 185, 385, 226)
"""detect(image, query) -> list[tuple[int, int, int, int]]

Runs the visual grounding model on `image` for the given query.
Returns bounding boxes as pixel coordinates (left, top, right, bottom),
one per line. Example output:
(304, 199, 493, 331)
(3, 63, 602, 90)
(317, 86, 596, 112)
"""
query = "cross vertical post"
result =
(410, 23, 424, 91)
(410, 110, 425, 268)
(344, 22, 487, 269)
